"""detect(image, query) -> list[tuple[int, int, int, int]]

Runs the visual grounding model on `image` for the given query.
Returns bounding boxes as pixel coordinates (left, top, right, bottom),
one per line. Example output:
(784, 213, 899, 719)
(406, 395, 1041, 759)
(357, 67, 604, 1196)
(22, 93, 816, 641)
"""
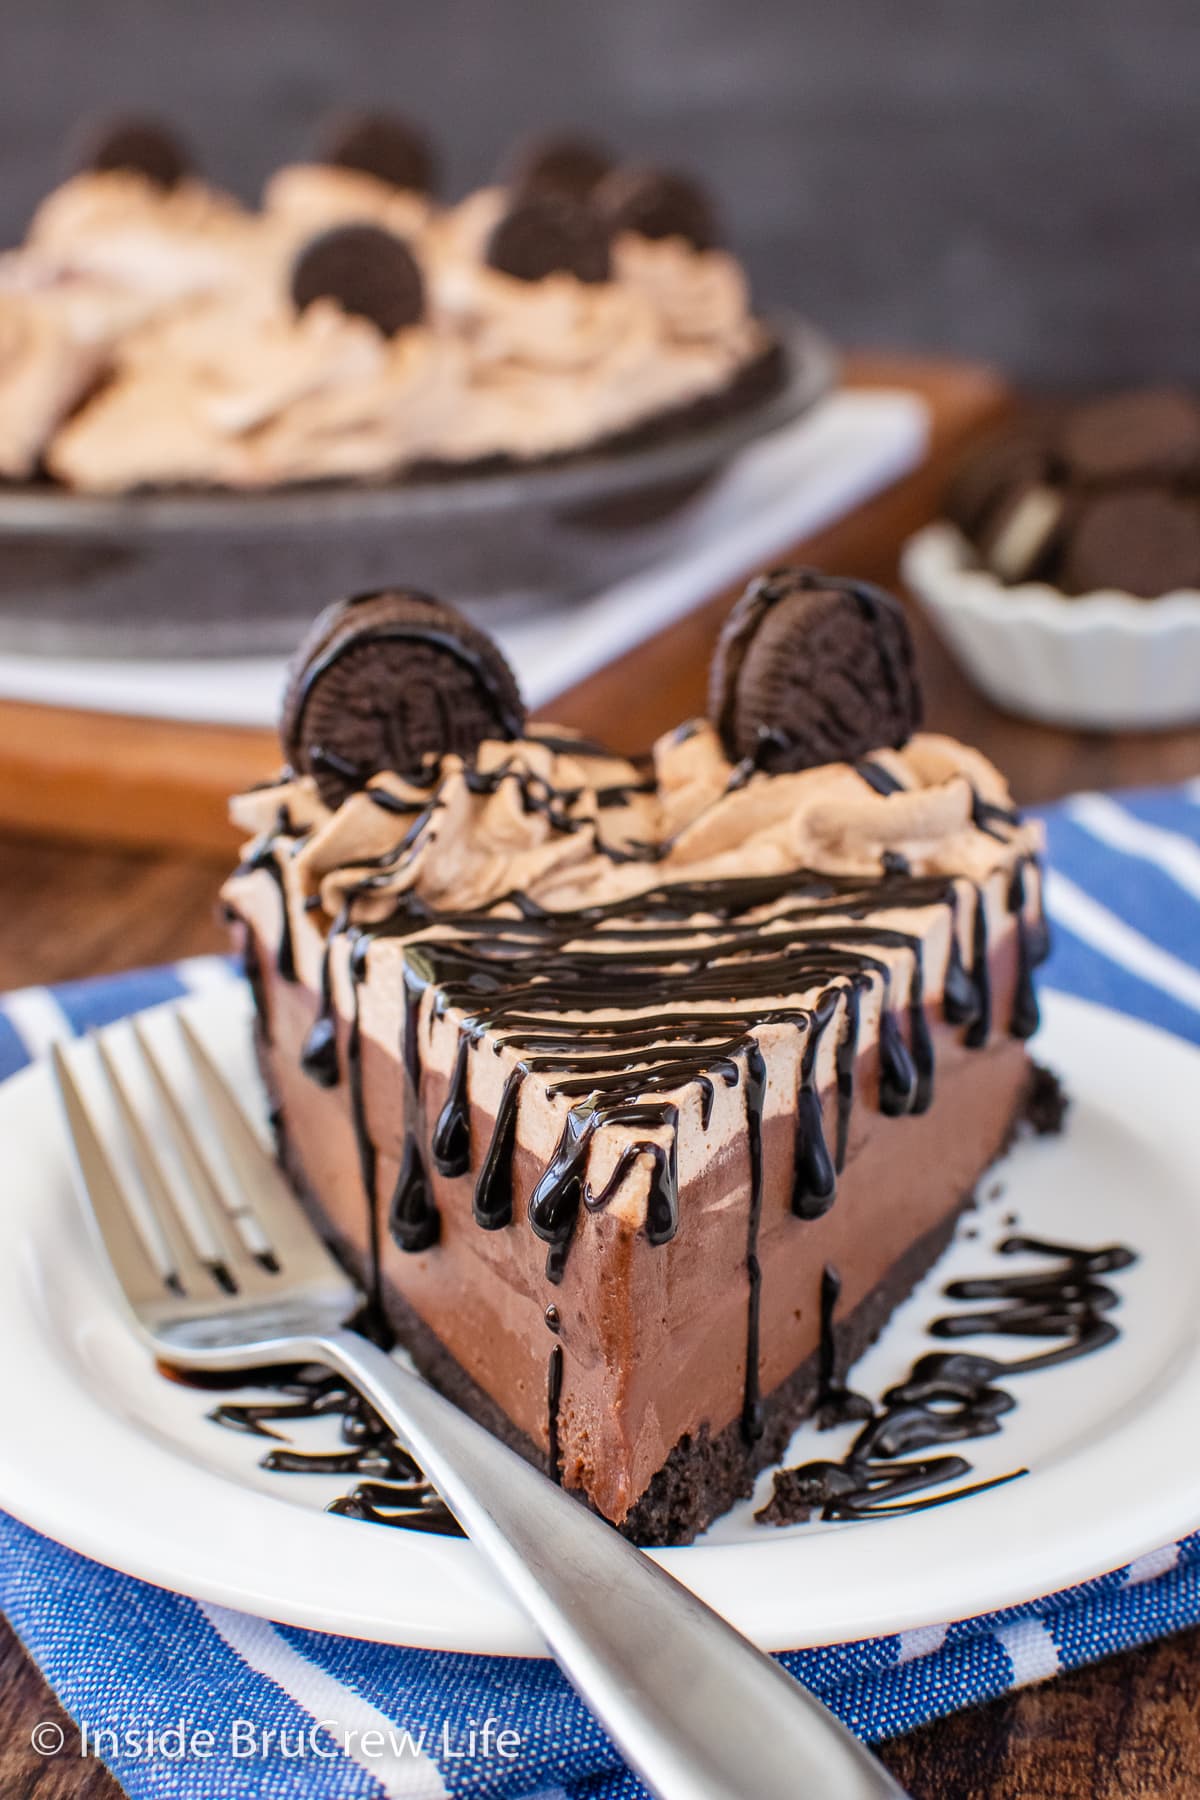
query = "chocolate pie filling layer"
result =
(222, 575, 1051, 1544)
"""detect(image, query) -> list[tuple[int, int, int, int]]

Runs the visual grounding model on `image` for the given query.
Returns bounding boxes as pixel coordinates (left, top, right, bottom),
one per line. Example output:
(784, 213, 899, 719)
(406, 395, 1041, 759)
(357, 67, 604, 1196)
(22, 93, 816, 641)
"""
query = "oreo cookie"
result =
(1059, 491, 1200, 598)
(291, 224, 424, 336)
(485, 193, 611, 284)
(506, 132, 613, 202)
(320, 111, 436, 195)
(1058, 389, 1200, 488)
(943, 420, 1057, 545)
(282, 590, 526, 807)
(594, 166, 718, 251)
(980, 481, 1068, 583)
(81, 117, 191, 190)
(709, 568, 922, 773)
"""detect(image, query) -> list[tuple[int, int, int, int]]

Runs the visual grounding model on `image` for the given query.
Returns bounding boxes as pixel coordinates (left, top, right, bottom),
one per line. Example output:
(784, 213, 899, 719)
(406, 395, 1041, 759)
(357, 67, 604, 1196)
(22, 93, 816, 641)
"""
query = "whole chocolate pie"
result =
(223, 568, 1052, 1544)
(0, 113, 782, 492)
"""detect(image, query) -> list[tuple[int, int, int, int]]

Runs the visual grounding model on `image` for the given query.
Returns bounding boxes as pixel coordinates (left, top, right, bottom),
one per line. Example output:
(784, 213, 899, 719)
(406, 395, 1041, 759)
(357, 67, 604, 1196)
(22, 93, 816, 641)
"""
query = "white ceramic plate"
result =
(1, 987, 1198, 1656)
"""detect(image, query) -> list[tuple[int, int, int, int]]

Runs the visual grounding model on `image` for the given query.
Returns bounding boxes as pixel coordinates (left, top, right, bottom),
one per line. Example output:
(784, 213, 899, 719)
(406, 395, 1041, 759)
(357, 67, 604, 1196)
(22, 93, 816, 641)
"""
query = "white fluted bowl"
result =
(902, 522, 1200, 731)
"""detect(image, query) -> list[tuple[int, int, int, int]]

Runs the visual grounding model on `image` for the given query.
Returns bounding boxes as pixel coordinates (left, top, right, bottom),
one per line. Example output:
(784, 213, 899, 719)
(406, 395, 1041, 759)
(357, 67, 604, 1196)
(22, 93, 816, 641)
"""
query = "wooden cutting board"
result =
(0, 354, 1012, 854)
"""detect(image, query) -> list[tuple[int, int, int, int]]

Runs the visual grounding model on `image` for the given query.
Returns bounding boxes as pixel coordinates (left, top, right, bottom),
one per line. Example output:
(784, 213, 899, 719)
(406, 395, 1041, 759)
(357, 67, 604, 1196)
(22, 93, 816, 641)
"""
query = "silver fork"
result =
(52, 1010, 908, 1800)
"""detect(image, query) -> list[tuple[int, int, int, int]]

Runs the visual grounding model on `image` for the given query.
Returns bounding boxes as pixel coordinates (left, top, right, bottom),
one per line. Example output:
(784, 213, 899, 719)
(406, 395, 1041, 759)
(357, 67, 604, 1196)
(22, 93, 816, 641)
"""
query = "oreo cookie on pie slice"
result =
(709, 567, 922, 772)
(291, 223, 425, 337)
(485, 193, 611, 285)
(281, 590, 526, 807)
(594, 165, 718, 251)
(319, 110, 436, 196)
(79, 116, 192, 190)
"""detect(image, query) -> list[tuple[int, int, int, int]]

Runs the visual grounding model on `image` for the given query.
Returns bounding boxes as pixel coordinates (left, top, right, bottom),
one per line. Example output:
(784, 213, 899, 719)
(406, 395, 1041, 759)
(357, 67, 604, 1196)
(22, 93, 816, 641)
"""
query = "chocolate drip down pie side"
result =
(221, 571, 1055, 1546)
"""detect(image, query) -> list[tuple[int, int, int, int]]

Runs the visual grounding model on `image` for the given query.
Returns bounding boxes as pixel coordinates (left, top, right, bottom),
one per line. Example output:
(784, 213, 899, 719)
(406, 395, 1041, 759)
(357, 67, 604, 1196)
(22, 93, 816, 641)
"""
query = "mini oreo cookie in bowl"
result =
(709, 568, 922, 773)
(902, 386, 1200, 730)
(291, 223, 425, 336)
(281, 590, 527, 807)
(1060, 490, 1200, 602)
(1058, 389, 1200, 489)
(485, 192, 612, 285)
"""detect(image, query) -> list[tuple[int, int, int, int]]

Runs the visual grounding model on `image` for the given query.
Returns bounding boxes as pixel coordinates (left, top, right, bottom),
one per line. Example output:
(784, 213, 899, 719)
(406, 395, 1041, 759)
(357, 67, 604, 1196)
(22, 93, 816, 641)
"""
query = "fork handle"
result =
(307, 1328, 907, 1800)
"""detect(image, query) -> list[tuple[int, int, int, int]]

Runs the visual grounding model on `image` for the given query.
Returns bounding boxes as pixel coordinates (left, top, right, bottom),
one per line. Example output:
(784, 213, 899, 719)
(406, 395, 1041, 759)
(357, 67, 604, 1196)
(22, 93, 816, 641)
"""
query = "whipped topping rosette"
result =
(419, 187, 509, 315)
(597, 166, 755, 346)
(611, 233, 753, 345)
(0, 287, 108, 479)
(0, 120, 253, 477)
(49, 225, 465, 491)
(262, 112, 437, 255)
(28, 119, 255, 318)
(429, 185, 767, 461)
(263, 166, 431, 251)
(237, 720, 1036, 932)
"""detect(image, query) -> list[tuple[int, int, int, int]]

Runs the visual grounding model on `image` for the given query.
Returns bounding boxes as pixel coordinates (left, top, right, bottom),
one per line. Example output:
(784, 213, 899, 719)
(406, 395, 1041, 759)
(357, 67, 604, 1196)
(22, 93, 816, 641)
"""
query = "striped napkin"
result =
(1, 778, 1198, 1800)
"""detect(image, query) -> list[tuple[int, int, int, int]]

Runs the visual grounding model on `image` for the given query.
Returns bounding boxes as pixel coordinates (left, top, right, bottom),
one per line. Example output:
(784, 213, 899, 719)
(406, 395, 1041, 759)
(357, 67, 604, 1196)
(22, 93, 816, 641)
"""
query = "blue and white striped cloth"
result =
(1, 779, 1198, 1800)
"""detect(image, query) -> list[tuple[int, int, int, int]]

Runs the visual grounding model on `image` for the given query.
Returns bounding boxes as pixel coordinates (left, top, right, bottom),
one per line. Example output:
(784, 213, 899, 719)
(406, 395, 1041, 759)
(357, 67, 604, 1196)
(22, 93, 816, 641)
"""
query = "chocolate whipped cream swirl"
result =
(233, 722, 1038, 927)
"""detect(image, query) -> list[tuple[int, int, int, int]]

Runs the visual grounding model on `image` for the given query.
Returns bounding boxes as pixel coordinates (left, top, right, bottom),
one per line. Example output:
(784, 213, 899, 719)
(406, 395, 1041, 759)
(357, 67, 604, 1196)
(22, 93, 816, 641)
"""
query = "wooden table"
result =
(1, 355, 1198, 1800)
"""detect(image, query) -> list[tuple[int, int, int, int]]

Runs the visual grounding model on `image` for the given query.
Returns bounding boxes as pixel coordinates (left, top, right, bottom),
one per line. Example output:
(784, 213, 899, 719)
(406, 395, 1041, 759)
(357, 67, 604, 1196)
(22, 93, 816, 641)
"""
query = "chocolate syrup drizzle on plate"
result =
(758, 1234, 1136, 1526)
(191, 1228, 1134, 1541)
(240, 751, 1049, 1486)
(194, 1361, 465, 1536)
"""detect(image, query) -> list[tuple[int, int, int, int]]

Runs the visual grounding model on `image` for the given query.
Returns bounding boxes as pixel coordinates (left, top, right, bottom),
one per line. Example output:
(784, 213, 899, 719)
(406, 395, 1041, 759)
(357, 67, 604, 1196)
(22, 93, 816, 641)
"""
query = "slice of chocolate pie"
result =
(222, 571, 1051, 1545)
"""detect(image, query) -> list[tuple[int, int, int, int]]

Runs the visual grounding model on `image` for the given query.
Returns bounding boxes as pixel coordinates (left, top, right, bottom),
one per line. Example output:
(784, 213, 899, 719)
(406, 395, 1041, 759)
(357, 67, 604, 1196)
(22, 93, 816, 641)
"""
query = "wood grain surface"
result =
(0, 354, 1197, 1799)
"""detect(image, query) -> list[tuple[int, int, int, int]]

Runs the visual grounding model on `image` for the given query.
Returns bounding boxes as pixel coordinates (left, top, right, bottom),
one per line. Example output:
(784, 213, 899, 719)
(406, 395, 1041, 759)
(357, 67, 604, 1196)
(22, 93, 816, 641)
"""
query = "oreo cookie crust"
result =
(709, 568, 922, 772)
(282, 590, 526, 806)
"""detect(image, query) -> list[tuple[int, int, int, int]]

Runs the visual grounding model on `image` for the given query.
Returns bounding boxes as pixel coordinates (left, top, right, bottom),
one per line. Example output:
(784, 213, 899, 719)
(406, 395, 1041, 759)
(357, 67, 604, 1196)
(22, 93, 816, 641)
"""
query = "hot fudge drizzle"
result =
(758, 1234, 1136, 1526)
(815, 1266, 873, 1429)
(201, 1363, 465, 1537)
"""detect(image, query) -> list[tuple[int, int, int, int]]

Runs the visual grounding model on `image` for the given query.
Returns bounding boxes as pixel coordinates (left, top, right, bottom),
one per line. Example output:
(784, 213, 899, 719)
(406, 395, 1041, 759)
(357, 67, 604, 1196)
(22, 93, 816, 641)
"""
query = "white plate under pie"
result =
(0, 987, 1198, 1656)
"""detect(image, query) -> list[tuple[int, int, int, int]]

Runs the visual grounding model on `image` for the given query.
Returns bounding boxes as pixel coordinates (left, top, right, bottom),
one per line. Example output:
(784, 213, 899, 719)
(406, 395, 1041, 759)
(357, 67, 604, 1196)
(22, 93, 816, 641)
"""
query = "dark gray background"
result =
(3, 0, 1196, 387)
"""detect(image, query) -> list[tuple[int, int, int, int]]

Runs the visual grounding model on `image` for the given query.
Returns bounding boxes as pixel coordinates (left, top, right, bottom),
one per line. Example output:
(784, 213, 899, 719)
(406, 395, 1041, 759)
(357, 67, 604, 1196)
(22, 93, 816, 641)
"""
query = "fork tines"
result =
(52, 1012, 347, 1315)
